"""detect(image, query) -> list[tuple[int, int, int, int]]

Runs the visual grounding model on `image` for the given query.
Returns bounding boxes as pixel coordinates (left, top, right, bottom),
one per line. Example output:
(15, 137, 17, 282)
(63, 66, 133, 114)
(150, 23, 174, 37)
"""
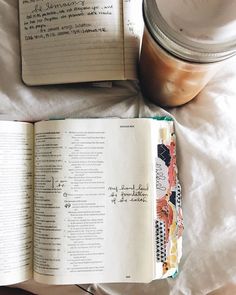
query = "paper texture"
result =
(123, 0, 143, 79)
(33, 119, 155, 284)
(152, 120, 183, 279)
(18, 0, 143, 85)
(0, 121, 33, 285)
(19, 0, 124, 85)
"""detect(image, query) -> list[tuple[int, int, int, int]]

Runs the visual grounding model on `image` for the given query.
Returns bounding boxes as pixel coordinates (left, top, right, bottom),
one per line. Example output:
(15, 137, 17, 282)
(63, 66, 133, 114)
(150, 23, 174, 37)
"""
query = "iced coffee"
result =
(139, 29, 219, 107)
(139, 0, 236, 107)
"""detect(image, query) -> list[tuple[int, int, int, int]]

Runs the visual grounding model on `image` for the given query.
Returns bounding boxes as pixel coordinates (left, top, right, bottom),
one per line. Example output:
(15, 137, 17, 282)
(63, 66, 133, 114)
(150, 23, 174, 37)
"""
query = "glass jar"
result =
(139, 0, 236, 107)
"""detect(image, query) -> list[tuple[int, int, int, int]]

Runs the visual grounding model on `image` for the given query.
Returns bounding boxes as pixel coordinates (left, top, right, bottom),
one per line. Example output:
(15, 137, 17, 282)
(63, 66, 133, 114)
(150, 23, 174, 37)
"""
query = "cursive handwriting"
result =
(21, 1, 114, 41)
(108, 184, 149, 205)
(156, 163, 167, 192)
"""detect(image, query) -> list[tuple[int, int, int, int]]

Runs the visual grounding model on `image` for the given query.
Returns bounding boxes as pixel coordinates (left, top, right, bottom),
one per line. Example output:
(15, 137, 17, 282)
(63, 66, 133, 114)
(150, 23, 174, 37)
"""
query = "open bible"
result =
(18, 0, 143, 85)
(0, 118, 183, 285)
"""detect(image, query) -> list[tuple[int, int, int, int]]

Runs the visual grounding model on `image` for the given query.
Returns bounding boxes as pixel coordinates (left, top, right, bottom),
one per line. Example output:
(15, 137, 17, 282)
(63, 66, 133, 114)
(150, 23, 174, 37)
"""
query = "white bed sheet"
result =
(1, 1, 236, 294)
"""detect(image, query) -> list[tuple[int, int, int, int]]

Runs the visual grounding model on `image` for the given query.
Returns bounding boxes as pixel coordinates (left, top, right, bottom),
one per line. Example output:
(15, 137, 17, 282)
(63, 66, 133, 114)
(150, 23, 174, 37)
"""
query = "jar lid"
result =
(144, 0, 236, 63)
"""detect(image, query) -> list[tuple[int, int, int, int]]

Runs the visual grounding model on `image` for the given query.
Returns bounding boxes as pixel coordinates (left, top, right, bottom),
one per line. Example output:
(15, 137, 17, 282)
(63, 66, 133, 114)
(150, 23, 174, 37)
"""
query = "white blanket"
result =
(1, 1, 236, 294)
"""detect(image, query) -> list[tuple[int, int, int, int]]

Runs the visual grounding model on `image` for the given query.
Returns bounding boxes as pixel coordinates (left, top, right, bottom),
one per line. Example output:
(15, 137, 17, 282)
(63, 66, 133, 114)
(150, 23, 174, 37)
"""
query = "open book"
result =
(18, 0, 143, 85)
(0, 118, 183, 285)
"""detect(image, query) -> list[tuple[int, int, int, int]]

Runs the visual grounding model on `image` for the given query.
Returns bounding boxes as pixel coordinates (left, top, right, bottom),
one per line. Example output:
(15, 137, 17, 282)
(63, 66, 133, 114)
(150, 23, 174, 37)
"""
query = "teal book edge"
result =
(152, 116, 173, 121)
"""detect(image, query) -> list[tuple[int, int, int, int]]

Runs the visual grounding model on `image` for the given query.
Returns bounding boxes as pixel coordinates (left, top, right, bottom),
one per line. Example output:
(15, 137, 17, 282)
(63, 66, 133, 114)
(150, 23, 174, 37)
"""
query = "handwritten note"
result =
(108, 184, 149, 205)
(19, 0, 124, 85)
(22, 1, 115, 41)
(156, 157, 168, 198)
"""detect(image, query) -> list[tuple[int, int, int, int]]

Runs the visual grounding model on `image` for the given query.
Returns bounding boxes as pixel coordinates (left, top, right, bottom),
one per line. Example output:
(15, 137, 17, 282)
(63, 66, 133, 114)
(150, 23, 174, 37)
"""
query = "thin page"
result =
(19, 0, 124, 85)
(33, 118, 155, 284)
(0, 121, 33, 285)
(123, 0, 144, 79)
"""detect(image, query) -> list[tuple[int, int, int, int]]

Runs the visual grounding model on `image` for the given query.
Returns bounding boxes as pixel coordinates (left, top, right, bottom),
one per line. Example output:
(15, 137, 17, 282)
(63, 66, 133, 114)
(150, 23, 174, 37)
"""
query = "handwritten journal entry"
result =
(19, 0, 143, 85)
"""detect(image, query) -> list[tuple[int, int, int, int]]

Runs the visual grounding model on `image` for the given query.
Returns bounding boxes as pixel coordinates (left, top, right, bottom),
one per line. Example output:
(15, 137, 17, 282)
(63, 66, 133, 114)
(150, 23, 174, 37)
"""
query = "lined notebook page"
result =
(19, 0, 124, 85)
(123, 0, 144, 80)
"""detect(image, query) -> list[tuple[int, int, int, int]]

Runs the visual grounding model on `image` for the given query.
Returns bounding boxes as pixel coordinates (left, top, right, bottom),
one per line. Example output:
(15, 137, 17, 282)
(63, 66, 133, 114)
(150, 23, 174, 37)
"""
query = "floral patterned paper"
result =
(155, 120, 183, 278)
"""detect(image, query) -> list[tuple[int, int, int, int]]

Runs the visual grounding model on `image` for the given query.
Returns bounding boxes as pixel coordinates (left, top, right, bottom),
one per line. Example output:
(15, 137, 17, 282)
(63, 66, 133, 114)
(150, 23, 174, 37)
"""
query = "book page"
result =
(33, 119, 155, 284)
(19, 0, 124, 85)
(0, 122, 33, 286)
(123, 0, 144, 79)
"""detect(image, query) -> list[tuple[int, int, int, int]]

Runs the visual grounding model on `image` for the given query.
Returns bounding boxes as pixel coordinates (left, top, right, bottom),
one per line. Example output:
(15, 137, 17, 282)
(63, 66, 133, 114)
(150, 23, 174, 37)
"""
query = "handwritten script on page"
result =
(19, 0, 124, 84)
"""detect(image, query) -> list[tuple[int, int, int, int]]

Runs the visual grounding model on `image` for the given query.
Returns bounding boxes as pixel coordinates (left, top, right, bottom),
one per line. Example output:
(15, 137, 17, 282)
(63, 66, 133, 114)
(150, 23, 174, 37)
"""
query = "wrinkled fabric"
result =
(1, 1, 236, 294)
